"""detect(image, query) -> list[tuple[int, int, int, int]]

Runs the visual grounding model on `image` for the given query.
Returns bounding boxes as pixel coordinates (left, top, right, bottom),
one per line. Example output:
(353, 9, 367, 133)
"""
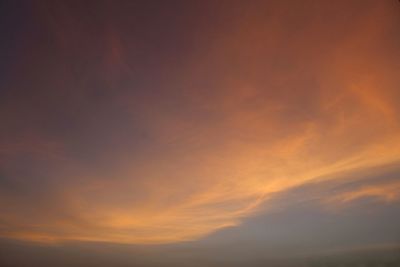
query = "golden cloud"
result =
(1, 0, 399, 244)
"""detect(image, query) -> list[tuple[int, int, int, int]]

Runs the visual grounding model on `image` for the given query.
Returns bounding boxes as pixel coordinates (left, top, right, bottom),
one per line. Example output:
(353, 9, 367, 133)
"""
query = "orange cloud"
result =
(327, 180, 400, 204)
(1, 0, 400, 244)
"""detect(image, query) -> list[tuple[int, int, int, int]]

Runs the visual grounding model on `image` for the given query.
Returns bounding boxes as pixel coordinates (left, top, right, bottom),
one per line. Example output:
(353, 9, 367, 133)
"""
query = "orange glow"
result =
(327, 181, 400, 204)
(1, 0, 400, 245)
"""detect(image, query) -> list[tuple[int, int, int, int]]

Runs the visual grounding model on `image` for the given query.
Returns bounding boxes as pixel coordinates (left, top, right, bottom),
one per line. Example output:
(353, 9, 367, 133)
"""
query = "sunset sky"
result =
(0, 0, 400, 266)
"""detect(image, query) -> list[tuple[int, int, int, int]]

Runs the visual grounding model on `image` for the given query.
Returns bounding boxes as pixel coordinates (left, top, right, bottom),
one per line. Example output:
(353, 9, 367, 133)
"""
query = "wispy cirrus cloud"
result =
(0, 0, 399, 244)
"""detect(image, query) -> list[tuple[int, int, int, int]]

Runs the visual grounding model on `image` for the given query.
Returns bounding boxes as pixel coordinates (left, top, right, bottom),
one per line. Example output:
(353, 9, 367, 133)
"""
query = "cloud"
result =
(326, 180, 400, 204)
(0, 0, 400, 244)
(1, 166, 400, 266)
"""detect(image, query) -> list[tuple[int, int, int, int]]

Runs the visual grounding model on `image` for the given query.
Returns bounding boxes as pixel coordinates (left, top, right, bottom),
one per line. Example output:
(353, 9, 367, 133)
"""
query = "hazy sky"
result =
(0, 0, 400, 266)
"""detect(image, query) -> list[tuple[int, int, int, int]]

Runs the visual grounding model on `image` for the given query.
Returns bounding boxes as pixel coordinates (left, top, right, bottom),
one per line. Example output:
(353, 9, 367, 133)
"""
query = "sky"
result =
(0, 0, 400, 266)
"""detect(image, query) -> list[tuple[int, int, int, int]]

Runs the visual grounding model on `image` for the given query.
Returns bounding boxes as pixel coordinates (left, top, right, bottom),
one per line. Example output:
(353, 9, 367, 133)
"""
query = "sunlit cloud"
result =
(0, 0, 399, 244)
(326, 180, 400, 204)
